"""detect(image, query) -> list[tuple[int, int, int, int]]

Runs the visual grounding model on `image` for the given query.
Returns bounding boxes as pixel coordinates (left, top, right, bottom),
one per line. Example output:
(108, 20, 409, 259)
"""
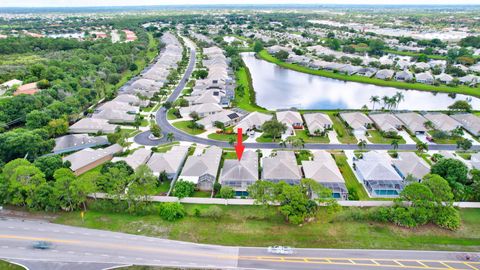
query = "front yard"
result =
(367, 130, 406, 144)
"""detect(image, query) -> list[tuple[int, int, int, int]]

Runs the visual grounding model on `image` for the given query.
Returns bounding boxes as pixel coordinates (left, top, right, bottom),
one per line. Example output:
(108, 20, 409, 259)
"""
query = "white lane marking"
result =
(67, 251, 75, 254)
(8, 227, 14, 229)
(18, 247, 25, 250)
(51, 250, 58, 253)
(101, 254, 109, 257)
(118, 256, 126, 259)
(2, 246, 8, 249)
(84, 252, 92, 256)
(53, 230, 60, 233)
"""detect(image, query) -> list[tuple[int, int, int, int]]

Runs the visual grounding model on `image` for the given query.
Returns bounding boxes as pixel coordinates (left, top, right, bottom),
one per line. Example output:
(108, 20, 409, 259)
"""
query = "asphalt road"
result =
(134, 37, 480, 152)
(1, 218, 479, 270)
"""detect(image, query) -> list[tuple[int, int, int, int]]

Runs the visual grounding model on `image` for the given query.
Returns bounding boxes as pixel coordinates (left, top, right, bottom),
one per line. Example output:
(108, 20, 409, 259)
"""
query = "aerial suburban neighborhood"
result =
(0, 1, 479, 270)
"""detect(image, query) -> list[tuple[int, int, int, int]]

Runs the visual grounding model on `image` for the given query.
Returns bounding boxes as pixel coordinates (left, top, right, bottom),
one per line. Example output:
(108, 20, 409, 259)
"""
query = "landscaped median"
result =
(257, 50, 480, 99)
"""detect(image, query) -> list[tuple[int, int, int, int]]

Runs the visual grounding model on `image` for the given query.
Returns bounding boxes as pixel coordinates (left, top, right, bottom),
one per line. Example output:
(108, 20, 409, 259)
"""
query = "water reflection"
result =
(241, 52, 480, 110)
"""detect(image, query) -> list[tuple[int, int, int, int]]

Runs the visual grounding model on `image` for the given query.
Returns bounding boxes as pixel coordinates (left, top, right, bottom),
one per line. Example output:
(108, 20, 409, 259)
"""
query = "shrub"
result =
(433, 206, 461, 230)
(367, 207, 392, 223)
(219, 186, 235, 199)
(391, 207, 418, 228)
(172, 180, 195, 198)
(159, 202, 186, 221)
(200, 206, 223, 219)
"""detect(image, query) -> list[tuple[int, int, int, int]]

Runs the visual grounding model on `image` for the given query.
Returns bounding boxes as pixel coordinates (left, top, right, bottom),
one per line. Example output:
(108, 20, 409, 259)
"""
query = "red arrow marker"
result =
(235, 128, 245, 161)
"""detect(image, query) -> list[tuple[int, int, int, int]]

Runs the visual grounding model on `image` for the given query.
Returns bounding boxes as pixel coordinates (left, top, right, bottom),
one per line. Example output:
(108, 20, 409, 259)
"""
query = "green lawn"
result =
(258, 50, 480, 99)
(192, 191, 211, 198)
(223, 151, 239, 160)
(234, 66, 271, 113)
(207, 132, 248, 142)
(332, 152, 369, 200)
(328, 113, 357, 144)
(384, 49, 447, 60)
(172, 121, 205, 135)
(429, 131, 463, 144)
(152, 142, 180, 153)
(53, 205, 480, 251)
(167, 109, 179, 120)
(367, 130, 406, 144)
(157, 180, 171, 194)
(255, 133, 281, 143)
(0, 260, 24, 270)
(295, 129, 330, 143)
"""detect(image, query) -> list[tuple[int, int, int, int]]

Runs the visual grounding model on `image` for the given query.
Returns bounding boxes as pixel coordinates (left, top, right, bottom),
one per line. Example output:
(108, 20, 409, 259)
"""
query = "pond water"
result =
(241, 52, 480, 110)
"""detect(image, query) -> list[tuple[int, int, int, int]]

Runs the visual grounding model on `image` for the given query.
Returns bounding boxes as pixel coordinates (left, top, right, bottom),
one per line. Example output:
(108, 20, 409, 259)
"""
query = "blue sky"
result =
(1, 0, 480, 7)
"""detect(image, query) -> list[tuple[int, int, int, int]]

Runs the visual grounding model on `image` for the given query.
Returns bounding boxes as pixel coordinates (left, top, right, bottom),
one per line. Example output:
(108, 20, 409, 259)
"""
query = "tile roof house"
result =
(395, 112, 428, 134)
(276, 111, 303, 129)
(69, 118, 119, 134)
(450, 114, 480, 136)
(262, 151, 302, 185)
(179, 146, 222, 191)
(435, 73, 454, 84)
(63, 144, 123, 176)
(303, 113, 333, 135)
(179, 103, 223, 118)
(354, 151, 404, 197)
(112, 148, 152, 170)
(415, 71, 434, 84)
(196, 109, 242, 129)
(340, 112, 373, 135)
(369, 113, 403, 133)
(147, 145, 189, 179)
(458, 75, 479, 86)
(356, 67, 378, 77)
(220, 150, 259, 196)
(394, 70, 414, 82)
(53, 134, 109, 154)
(234, 112, 273, 133)
(91, 109, 136, 124)
(424, 113, 461, 132)
(13, 82, 40, 96)
(302, 151, 347, 199)
(375, 69, 395, 80)
(392, 152, 430, 181)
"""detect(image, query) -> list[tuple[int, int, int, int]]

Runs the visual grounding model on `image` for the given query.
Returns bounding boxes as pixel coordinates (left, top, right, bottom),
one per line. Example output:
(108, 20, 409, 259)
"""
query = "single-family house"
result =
(424, 113, 461, 132)
(459, 75, 479, 86)
(69, 118, 119, 134)
(92, 109, 136, 124)
(196, 109, 242, 129)
(354, 151, 404, 197)
(220, 150, 259, 196)
(369, 113, 403, 133)
(178, 146, 222, 191)
(179, 103, 223, 118)
(13, 82, 40, 96)
(340, 112, 373, 135)
(234, 112, 273, 133)
(395, 112, 428, 134)
(53, 134, 109, 154)
(394, 70, 414, 82)
(276, 110, 303, 129)
(356, 67, 377, 77)
(414, 62, 431, 71)
(415, 71, 434, 84)
(303, 113, 333, 135)
(392, 152, 430, 181)
(63, 144, 123, 176)
(262, 151, 302, 185)
(375, 69, 395, 80)
(302, 151, 347, 199)
(112, 148, 152, 170)
(435, 73, 454, 84)
(146, 146, 189, 179)
(450, 114, 480, 136)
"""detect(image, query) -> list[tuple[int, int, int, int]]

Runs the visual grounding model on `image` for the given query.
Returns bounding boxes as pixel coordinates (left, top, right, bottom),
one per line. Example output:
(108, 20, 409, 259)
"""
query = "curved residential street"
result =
(1, 218, 479, 270)
(134, 38, 480, 152)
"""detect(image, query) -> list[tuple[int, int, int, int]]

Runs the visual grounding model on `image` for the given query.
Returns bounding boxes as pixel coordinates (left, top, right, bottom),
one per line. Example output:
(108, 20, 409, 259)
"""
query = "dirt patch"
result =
(0, 207, 59, 221)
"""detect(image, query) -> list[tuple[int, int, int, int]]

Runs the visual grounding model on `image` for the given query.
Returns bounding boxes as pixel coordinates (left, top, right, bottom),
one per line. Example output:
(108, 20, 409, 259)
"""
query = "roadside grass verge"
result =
(172, 121, 205, 135)
(0, 261, 24, 270)
(257, 50, 480, 99)
(53, 205, 480, 251)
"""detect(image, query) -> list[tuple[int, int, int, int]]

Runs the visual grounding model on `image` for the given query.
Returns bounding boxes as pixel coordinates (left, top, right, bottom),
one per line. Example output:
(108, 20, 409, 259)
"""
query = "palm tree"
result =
(394, 92, 405, 110)
(357, 139, 367, 150)
(369, 95, 380, 111)
(391, 139, 399, 150)
(416, 141, 428, 153)
(166, 132, 175, 142)
(382, 96, 390, 109)
(424, 120, 434, 129)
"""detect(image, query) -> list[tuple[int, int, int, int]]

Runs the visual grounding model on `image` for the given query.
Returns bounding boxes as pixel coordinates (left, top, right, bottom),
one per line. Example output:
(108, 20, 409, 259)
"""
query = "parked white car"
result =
(267, 246, 294, 255)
